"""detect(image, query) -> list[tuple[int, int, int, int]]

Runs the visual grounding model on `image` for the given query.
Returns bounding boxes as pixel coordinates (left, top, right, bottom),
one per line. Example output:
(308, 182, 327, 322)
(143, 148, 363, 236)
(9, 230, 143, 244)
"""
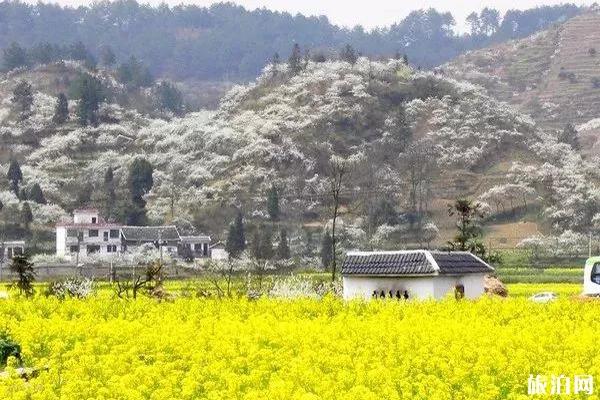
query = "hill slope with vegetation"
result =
(0, 1, 585, 81)
(2, 55, 597, 259)
(445, 10, 600, 134)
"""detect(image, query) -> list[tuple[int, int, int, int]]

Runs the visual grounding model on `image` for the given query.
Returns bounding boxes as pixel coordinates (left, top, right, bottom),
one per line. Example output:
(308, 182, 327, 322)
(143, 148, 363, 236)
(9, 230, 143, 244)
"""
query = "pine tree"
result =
(288, 43, 303, 75)
(259, 228, 273, 260)
(340, 44, 357, 64)
(267, 185, 280, 221)
(403, 54, 409, 65)
(225, 211, 246, 258)
(7, 159, 23, 196)
(71, 73, 104, 126)
(11, 80, 33, 119)
(320, 230, 333, 268)
(271, 52, 280, 77)
(9, 254, 35, 297)
(104, 167, 116, 219)
(153, 81, 184, 115)
(52, 93, 69, 124)
(21, 202, 33, 229)
(2, 42, 28, 71)
(28, 183, 46, 205)
(277, 228, 290, 260)
(126, 158, 153, 225)
(559, 123, 580, 150)
(251, 226, 274, 260)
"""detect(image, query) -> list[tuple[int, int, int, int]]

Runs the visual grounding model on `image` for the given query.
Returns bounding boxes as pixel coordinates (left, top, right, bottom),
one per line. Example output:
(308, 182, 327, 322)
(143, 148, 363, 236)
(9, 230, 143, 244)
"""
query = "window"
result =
(110, 229, 119, 238)
(107, 245, 117, 253)
(194, 243, 202, 251)
(69, 245, 79, 253)
(89, 229, 98, 237)
(203, 243, 208, 256)
(13, 247, 22, 256)
(103, 231, 109, 241)
(86, 245, 100, 254)
(591, 264, 600, 285)
(67, 229, 79, 238)
(91, 217, 97, 224)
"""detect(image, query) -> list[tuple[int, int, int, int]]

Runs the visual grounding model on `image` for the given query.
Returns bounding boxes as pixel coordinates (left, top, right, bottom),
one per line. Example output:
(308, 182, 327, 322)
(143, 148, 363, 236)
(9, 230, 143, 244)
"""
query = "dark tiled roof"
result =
(342, 251, 494, 276)
(431, 251, 494, 274)
(121, 226, 180, 241)
(342, 251, 434, 275)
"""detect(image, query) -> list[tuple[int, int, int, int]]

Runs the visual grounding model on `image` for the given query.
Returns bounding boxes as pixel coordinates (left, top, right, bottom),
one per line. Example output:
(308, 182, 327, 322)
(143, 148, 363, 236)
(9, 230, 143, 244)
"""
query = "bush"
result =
(0, 331, 21, 367)
(46, 277, 94, 299)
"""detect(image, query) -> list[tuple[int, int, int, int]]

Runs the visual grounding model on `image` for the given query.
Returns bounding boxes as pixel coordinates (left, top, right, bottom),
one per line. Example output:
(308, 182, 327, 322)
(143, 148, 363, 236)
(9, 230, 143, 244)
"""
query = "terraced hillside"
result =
(445, 11, 600, 130)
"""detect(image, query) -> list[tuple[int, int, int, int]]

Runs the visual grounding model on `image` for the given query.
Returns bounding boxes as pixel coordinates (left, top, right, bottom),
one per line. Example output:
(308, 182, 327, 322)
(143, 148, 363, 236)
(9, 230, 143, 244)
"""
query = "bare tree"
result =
(325, 153, 363, 281)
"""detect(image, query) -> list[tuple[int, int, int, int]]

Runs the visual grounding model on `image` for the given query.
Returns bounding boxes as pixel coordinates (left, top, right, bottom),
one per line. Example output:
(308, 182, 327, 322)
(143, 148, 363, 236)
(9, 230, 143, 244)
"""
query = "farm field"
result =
(0, 283, 595, 400)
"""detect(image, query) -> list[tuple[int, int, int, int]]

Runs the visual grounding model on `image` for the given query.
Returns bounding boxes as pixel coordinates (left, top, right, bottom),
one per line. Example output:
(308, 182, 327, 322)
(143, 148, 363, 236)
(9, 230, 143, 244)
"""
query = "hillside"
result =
(3, 57, 596, 256)
(445, 10, 600, 131)
(0, 1, 584, 81)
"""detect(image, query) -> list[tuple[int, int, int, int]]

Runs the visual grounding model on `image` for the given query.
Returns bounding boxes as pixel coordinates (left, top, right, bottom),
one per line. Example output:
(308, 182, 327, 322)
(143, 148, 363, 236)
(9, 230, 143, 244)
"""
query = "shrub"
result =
(46, 277, 94, 299)
(0, 331, 21, 367)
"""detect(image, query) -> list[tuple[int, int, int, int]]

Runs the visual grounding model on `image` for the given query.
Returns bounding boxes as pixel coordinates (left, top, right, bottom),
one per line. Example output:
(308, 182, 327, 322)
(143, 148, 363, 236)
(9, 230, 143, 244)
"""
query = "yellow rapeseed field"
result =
(1, 290, 599, 399)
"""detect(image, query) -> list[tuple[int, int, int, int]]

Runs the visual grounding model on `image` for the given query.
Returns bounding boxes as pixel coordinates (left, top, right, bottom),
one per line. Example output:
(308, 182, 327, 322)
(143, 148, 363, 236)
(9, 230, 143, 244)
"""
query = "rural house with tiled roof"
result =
(341, 250, 494, 300)
(56, 209, 211, 260)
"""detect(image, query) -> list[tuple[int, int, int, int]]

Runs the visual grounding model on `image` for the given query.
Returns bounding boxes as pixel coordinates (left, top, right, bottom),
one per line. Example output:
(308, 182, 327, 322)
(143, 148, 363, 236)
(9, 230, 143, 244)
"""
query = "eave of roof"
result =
(341, 250, 494, 276)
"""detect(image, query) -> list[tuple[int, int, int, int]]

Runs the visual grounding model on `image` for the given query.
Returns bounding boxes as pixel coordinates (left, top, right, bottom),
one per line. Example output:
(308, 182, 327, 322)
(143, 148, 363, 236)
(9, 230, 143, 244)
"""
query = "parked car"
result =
(529, 292, 558, 303)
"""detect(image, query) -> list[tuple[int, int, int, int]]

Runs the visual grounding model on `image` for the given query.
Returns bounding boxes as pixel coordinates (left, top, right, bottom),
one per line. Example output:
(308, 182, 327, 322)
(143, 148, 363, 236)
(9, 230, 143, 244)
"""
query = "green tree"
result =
(9, 254, 35, 297)
(225, 211, 245, 258)
(104, 167, 116, 219)
(277, 228, 290, 260)
(320, 230, 333, 269)
(340, 44, 357, 64)
(52, 93, 69, 124)
(267, 185, 280, 221)
(71, 73, 105, 126)
(21, 202, 33, 229)
(288, 43, 303, 75)
(251, 226, 274, 260)
(153, 81, 184, 115)
(7, 159, 23, 196)
(559, 123, 580, 150)
(126, 158, 153, 225)
(3, 42, 28, 71)
(271, 52, 280, 77)
(117, 56, 154, 89)
(11, 80, 33, 119)
(447, 198, 500, 263)
(28, 183, 46, 205)
(69, 41, 96, 68)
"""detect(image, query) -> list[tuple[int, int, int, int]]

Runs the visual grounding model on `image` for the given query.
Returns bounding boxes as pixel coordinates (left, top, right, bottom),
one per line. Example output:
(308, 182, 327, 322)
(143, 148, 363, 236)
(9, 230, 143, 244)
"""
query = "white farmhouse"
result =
(342, 250, 494, 300)
(56, 209, 212, 260)
(56, 208, 122, 258)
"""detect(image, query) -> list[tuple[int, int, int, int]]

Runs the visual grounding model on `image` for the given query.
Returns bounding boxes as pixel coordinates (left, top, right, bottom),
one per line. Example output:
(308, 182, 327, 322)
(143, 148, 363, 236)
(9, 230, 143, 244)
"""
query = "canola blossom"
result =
(1, 294, 600, 399)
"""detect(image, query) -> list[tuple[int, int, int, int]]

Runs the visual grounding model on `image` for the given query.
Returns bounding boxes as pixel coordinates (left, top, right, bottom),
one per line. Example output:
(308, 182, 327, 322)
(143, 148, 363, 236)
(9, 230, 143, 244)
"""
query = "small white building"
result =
(56, 209, 213, 260)
(342, 250, 494, 300)
(56, 208, 122, 258)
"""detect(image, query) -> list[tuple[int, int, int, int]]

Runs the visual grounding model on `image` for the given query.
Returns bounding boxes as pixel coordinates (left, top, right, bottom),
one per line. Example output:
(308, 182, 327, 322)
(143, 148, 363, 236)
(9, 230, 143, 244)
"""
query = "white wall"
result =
(343, 274, 487, 301)
(56, 226, 67, 257)
(343, 276, 435, 300)
(432, 274, 487, 299)
(73, 211, 99, 224)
